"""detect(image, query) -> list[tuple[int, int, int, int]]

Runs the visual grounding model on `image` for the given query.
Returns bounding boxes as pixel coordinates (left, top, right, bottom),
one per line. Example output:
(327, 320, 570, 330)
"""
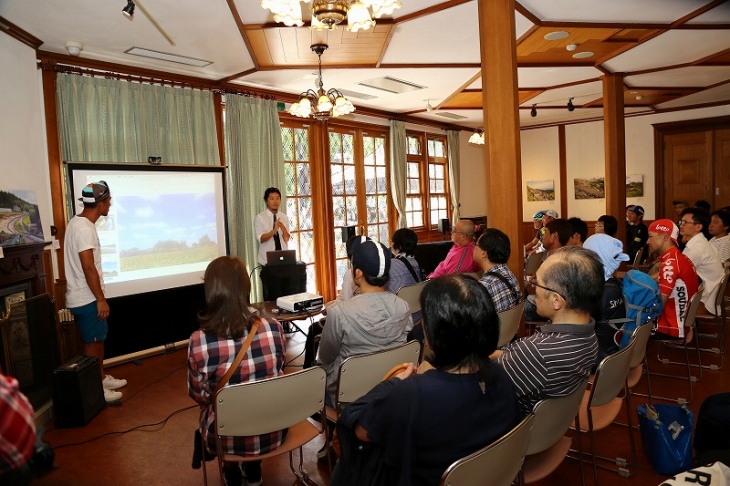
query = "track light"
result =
(530, 104, 537, 118)
(567, 97, 575, 112)
(122, 0, 135, 19)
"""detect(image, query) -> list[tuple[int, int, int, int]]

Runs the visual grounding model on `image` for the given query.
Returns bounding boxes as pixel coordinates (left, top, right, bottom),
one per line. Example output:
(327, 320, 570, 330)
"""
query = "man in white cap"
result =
(646, 219, 699, 338)
(64, 181, 126, 403)
(317, 240, 412, 405)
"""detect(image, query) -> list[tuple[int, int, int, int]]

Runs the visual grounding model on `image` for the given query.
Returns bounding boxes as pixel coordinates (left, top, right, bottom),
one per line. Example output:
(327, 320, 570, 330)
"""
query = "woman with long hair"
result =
(188, 256, 286, 486)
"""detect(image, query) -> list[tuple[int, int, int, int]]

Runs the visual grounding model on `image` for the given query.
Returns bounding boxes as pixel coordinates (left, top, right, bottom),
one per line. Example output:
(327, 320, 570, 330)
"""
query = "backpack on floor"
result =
(610, 269, 663, 349)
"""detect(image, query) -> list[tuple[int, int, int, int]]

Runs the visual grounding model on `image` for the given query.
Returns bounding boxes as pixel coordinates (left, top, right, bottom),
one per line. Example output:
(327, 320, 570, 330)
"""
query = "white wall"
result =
(0, 35, 54, 251)
(458, 130, 487, 218)
(458, 104, 730, 223)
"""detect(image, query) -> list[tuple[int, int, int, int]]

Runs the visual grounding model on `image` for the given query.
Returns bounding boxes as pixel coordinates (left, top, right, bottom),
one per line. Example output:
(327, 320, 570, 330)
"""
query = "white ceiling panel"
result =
(518, 0, 708, 23)
(655, 83, 730, 109)
(627, 66, 730, 88)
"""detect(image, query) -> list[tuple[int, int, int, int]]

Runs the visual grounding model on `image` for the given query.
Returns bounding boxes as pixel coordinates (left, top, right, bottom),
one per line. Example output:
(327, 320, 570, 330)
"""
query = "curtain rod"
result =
(38, 61, 274, 99)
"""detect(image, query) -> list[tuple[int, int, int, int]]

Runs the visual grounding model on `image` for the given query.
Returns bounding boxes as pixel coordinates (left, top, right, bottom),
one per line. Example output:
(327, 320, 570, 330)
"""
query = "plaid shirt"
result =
(0, 373, 36, 474)
(479, 264, 522, 313)
(188, 317, 286, 455)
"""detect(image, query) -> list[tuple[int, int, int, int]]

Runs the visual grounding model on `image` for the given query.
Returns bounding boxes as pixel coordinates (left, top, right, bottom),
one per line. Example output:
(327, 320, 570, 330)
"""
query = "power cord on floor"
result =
(51, 404, 198, 450)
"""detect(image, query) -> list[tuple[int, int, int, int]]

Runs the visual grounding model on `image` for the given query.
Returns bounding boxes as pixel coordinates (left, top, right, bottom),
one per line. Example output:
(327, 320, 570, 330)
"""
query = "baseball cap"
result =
(648, 219, 679, 244)
(627, 205, 644, 217)
(532, 210, 546, 220)
(346, 235, 371, 259)
(544, 209, 558, 219)
(78, 181, 110, 203)
(352, 240, 391, 278)
(584, 234, 630, 280)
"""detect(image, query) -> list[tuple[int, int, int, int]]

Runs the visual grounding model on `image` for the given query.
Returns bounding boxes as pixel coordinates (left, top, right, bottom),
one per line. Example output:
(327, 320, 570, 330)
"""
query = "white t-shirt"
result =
(64, 215, 104, 309)
(683, 233, 724, 314)
(255, 209, 289, 266)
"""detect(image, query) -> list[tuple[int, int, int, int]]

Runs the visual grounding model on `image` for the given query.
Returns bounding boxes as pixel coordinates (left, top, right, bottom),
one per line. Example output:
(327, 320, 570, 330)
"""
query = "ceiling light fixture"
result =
(567, 97, 575, 112)
(65, 41, 83, 57)
(425, 99, 433, 112)
(468, 130, 485, 145)
(530, 104, 537, 118)
(289, 43, 355, 121)
(122, 0, 135, 19)
(261, 0, 402, 32)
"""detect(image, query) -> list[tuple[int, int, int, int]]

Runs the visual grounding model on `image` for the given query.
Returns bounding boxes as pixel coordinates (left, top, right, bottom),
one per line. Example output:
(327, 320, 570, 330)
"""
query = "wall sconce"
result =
(530, 104, 537, 118)
(567, 97, 575, 112)
(468, 130, 485, 145)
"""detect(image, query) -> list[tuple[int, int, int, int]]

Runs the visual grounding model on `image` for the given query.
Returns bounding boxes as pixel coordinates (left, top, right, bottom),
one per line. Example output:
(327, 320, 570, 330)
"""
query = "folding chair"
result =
(205, 366, 327, 486)
(571, 338, 636, 484)
(397, 280, 428, 327)
(694, 270, 729, 370)
(440, 413, 535, 486)
(497, 301, 525, 347)
(518, 379, 589, 484)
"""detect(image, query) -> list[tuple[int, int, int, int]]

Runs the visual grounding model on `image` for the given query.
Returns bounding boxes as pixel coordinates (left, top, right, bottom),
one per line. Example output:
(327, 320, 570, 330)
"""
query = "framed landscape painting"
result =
(526, 180, 555, 201)
(627, 174, 644, 197)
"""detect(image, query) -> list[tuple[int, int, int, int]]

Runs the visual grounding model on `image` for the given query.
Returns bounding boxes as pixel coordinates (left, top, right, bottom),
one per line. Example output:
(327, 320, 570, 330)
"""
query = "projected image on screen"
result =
(68, 164, 228, 299)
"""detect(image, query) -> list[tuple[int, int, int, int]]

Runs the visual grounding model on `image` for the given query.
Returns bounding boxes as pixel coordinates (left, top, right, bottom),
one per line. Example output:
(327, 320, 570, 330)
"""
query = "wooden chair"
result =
(518, 379, 589, 484)
(497, 301, 525, 348)
(572, 338, 637, 484)
(205, 366, 327, 486)
(440, 413, 535, 486)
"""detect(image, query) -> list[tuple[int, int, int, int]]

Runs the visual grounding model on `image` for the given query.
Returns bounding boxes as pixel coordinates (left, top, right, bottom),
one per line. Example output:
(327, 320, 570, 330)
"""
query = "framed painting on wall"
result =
(526, 180, 555, 201)
(627, 174, 644, 197)
(574, 177, 605, 200)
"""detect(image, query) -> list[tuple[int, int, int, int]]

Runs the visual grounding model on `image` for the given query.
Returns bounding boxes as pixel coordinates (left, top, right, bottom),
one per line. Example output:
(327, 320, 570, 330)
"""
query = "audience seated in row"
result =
(473, 228, 522, 313)
(567, 216, 588, 246)
(386, 228, 423, 294)
(428, 220, 480, 278)
(330, 274, 519, 486)
(524, 210, 546, 254)
(709, 209, 730, 264)
(595, 214, 619, 237)
(679, 207, 724, 315)
(626, 205, 648, 264)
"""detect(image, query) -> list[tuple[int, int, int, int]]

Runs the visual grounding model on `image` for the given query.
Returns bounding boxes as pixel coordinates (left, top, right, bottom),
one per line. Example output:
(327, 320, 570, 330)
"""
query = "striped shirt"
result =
(188, 317, 286, 456)
(497, 322, 598, 416)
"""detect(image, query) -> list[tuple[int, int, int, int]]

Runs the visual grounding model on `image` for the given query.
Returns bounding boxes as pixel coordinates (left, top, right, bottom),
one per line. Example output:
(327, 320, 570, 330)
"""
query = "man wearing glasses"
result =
(679, 208, 723, 316)
(428, 220, 479, 278)
(646, 219, 699, 338)
(492, 246, 600, 415)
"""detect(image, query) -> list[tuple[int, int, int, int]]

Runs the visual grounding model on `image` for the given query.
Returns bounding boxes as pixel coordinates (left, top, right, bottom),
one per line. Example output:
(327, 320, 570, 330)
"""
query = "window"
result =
(405, 132, 450, 229)
(281, 121, 317, 293)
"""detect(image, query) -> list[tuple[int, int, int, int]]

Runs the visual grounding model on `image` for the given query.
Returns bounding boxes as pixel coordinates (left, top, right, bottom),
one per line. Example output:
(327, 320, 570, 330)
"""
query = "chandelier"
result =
(261, 0, 402, 32)
(468, 130, 485, 145)
(289, 43, 355, 121)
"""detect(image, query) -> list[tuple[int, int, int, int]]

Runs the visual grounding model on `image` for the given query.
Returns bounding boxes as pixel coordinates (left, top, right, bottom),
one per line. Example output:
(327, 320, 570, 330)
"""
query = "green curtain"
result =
(224, 95, 284, 302)
(447, 129, 461, 224)
(389, 120, 407, 229)
(56, 73, 220, 217)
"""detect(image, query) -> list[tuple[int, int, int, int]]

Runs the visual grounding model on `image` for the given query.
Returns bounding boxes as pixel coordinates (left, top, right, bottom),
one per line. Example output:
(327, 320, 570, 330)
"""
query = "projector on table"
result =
(276, 292, 324, 313)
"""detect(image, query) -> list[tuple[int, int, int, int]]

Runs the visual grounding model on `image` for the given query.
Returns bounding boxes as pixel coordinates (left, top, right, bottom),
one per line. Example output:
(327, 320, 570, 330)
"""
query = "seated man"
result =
(646, 219, 699, 339)
(316, 240, 412, 404)
(493, 246, 600, 415)
(595, 214, 619, 237)
(524, 210, 545, 254)
(473, 228, 521, 313)
(583, 233, 630, 365)
(679, 208, 724, 315)
(428, 220, 479, 278)
(626, 205, 648, 264)
(567, 217, 588, 246)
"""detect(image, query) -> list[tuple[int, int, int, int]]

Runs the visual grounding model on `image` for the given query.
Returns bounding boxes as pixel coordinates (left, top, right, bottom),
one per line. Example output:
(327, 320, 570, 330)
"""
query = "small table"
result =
(250, 301, 322, 335)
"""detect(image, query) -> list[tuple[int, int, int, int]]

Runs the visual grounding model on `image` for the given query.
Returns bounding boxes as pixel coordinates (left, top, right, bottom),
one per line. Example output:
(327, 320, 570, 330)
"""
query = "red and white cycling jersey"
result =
(655, 247, 699, 338)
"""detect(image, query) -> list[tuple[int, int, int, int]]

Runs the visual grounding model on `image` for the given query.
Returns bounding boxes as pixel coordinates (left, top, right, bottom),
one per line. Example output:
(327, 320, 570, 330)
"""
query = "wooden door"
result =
(663, 131, 713, 218)
(715, 129, 730, 210)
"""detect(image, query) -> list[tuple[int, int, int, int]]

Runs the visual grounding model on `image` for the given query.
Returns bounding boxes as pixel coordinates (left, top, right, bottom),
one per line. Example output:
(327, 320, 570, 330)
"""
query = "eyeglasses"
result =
(530, 279, 565, 300)
(678, 220, 699, 226)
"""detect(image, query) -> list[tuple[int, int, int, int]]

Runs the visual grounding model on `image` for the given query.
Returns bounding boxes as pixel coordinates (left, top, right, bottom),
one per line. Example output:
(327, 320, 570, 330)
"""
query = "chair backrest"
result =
(526, 379, 589, 456)
(588, 338, 635, 409)
(397, 280, 428, 315)
(337, 340, 422, 406)
(629, 320, 653, 369)
(632, 247, 644, 268)
(683, 286, 705, 332)
(713, 270, 730, 313)
(214, 366, 326, 437)
(497, 301, 525, 347)
(440, 413, 535, 486)
(524, 252, 543, 275)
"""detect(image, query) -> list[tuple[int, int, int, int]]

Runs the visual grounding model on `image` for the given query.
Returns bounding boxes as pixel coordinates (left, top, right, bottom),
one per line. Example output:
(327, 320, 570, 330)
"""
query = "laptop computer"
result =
(266, 249, 297, 266)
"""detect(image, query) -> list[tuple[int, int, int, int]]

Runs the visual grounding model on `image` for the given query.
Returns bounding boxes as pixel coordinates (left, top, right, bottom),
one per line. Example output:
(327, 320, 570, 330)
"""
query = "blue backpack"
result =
(611, 269, 663, 349)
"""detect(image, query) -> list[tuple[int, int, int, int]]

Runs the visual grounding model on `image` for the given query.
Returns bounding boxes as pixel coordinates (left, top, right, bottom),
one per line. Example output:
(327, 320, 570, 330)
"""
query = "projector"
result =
(276, 292, 324, 313)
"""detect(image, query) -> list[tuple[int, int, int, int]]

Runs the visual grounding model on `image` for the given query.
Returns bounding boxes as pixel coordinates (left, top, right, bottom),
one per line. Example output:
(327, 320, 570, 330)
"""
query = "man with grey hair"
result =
(492, 246, 600, 415)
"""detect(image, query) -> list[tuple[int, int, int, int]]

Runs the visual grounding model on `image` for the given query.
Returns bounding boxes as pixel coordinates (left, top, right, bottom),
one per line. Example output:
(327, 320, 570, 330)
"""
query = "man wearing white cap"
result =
(64, 181, 127, 403)
(646, 219, 699, 339)
(317, 240, 412, 404)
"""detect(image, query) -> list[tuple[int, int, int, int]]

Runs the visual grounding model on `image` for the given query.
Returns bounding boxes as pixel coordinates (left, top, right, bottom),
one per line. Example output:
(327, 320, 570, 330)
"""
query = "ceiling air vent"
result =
(125, 47, 212, 67)
(336, 88, 378, 100)
(434, 112, 468, 120)
(357, 76, 426, 94)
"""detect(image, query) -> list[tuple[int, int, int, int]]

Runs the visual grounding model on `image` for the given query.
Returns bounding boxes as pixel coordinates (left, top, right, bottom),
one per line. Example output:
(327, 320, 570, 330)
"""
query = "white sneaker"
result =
(102, 375, 127, 390)
(104, 388, 122, 403)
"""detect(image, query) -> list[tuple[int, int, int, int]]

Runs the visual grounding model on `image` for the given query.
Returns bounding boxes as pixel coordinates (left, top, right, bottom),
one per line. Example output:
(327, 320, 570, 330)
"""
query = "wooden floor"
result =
(34, 314, 730, 486)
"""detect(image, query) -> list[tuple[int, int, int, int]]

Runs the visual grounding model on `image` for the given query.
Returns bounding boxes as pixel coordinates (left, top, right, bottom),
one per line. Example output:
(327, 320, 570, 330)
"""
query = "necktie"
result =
(273, 214, 282, 251)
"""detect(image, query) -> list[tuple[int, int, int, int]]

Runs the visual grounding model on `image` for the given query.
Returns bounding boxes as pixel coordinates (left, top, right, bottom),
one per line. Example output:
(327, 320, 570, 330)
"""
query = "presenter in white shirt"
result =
(255, 187, 291, 266)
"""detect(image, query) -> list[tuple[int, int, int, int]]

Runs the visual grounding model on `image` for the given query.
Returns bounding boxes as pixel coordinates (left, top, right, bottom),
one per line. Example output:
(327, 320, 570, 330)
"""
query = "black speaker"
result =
(438, 218, 450, 233)
(341, 225, 356, 243)
(52, 355, 105, 428)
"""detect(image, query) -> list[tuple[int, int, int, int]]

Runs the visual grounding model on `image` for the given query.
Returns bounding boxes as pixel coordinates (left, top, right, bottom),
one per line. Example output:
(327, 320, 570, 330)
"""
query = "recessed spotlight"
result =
(544, 31, 569, 41)
(572, 51, 594, 59)
(636, 95, 643, 101)
(566, 44, 578, 52)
